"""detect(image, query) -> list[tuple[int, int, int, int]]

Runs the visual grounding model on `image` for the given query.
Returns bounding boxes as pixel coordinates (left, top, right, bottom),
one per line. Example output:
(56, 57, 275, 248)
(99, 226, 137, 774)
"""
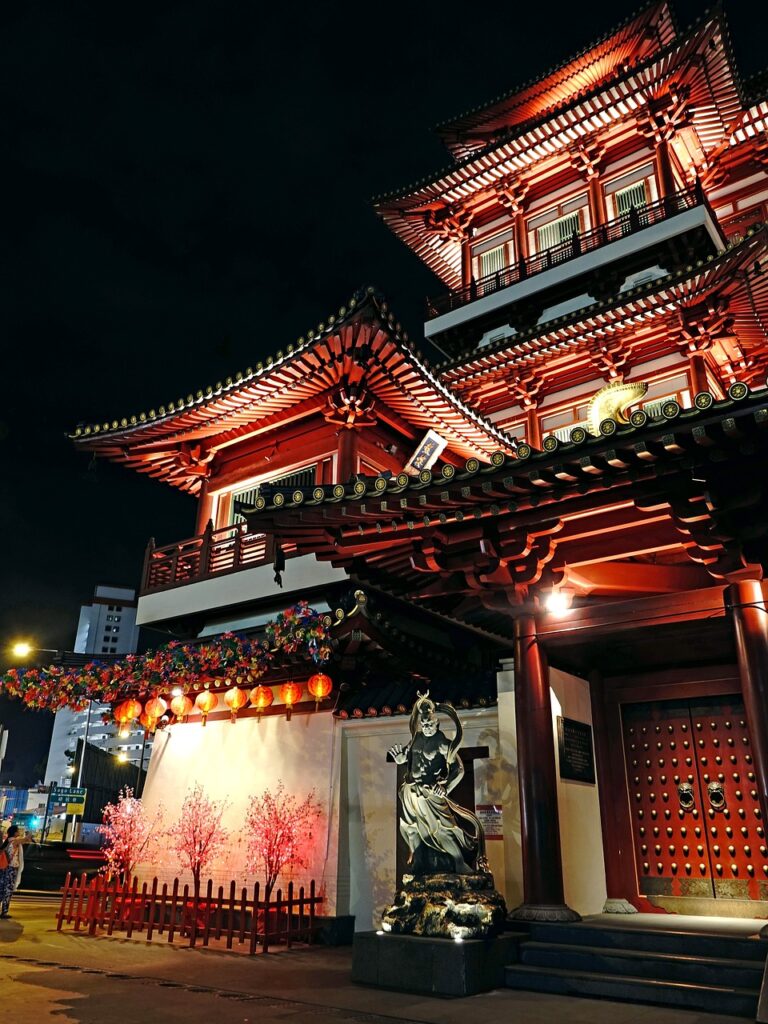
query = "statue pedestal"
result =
(381, 871, 507, 939)
(352, 930, 523, 997)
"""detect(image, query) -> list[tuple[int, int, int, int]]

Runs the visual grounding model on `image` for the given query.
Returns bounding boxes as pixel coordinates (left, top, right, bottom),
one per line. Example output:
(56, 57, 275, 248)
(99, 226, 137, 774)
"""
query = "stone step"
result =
(504, 963, 759, 1017)
(520, 940, 764, 989)
(524, 921, 766, 961)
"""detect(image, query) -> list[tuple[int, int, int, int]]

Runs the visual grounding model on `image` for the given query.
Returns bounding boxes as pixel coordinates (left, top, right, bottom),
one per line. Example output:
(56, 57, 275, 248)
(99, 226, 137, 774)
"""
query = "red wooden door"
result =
(622, 696, 766, 901)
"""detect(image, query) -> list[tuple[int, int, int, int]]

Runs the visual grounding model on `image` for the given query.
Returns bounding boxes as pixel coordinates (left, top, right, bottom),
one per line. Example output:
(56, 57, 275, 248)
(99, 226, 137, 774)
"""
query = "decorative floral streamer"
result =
(1, 602, 331, 714)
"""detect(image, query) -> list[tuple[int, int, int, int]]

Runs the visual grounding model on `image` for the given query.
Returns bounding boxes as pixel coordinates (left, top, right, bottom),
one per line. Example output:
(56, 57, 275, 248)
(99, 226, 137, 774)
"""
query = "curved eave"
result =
(71, 289, 515, 494)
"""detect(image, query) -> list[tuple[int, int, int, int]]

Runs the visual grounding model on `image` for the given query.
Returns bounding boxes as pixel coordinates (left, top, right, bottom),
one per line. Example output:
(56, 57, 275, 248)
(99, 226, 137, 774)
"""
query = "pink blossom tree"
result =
(245, 781, 322, 898)
(98, 787, 164, 882)
(166, 783, 230, 896)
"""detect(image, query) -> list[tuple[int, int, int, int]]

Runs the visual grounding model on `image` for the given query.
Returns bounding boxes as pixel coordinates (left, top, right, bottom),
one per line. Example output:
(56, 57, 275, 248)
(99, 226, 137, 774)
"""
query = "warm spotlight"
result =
(544, 590, 572, 616)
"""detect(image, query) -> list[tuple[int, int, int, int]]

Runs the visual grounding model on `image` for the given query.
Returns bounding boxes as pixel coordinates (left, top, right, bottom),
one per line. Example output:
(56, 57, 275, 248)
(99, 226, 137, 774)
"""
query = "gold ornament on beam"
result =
(587, 380, 648, 437)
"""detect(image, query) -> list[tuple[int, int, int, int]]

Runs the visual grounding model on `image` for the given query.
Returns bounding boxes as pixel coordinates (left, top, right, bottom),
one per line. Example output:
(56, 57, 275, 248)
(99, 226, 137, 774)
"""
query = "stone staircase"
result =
(505, 921, 767, 1017)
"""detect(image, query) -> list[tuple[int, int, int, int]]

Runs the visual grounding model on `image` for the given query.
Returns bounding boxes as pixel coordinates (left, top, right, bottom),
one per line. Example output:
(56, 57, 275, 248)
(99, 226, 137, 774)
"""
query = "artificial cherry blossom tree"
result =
(245, 781, 322, 898)
(98, 787, 164, 882)
(166, 783, 230, 896)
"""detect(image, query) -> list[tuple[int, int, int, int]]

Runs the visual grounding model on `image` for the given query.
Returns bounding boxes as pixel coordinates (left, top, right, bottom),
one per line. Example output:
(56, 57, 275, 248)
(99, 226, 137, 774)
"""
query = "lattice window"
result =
(615, 180, 648, 215)
(479, 244, 506, 279)
(536, 212, 580, 252)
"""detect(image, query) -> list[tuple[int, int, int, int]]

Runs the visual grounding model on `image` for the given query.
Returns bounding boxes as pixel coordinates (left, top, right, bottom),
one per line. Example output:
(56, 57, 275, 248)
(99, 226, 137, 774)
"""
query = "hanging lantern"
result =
(279, 681, 303, 720)
(170, 693, 194, 722)
(114, 697, 143, 725)
(145, 696, 168, 720)
(224, 685, 248, 723)
(194, 689, 218, 726)
(249, 684, 273, 721)
(139, 710, 158, 733)
(307, 672, 333, 709)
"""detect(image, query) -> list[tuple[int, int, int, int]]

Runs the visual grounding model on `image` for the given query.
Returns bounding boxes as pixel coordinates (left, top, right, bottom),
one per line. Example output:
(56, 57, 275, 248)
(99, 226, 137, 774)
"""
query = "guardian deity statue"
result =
(388, 692, 488, 876)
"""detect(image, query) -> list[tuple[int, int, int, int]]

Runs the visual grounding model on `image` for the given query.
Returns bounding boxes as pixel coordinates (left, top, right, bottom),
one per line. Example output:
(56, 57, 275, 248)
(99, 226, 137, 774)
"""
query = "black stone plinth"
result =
(351, 930, 523, 998)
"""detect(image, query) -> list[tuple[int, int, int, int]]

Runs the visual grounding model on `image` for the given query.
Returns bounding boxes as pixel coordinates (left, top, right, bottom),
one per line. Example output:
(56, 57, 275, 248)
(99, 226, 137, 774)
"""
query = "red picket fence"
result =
(56, 872, 322, 954)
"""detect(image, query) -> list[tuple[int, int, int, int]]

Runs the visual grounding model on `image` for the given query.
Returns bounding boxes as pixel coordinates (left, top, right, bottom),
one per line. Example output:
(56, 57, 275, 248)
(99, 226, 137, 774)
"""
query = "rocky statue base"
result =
(381, 871, 507, 939)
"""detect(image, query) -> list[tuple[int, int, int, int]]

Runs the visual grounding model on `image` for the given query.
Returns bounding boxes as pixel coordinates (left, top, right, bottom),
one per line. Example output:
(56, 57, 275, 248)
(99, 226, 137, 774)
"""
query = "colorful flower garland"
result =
(0, 602, 332, 714)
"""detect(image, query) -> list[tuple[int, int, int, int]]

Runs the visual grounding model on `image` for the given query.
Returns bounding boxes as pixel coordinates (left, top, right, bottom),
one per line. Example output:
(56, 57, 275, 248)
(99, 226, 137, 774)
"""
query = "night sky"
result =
(0, 1, 761, 783)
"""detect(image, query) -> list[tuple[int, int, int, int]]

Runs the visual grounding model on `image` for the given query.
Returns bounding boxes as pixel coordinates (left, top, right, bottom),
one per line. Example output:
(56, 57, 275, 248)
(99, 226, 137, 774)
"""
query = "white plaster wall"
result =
(337, 708, 509, 931)
(549, 667, 608, 916)
(138, 711, 342, 912)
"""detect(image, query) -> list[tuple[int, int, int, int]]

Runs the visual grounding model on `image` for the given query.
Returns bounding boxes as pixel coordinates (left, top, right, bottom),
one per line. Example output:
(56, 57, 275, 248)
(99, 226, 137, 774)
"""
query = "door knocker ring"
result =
(707, 781, 726, 811)
(677, 782, 695, 811)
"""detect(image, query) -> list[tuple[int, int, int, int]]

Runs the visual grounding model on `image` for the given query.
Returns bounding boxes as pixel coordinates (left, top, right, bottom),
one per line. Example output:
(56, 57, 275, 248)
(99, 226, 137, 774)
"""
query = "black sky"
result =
(0, 1, 763, 783)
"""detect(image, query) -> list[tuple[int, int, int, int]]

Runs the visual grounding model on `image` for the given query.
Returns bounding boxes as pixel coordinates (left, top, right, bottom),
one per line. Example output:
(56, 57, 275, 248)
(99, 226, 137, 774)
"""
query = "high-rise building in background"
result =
(45, 585, 144, 786)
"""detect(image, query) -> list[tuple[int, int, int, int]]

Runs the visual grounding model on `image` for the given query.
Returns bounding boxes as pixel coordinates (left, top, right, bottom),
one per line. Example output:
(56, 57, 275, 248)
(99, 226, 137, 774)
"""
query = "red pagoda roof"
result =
(71, 289, 516, 493)
(375, 9, 744, 290)
(435, 3, 677, 159)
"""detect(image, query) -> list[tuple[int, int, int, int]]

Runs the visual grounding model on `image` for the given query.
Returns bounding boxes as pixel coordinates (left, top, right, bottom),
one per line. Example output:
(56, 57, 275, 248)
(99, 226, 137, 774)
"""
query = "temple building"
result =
(69, 2, 768, 932)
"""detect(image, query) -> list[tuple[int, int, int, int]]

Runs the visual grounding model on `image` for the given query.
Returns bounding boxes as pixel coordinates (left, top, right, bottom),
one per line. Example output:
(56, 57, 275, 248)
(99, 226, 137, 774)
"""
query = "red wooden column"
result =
(655, 139, 677, 200)
(337, 429, 359, 483)
(727, 580, 768, 828)
(589, 670, 639, 914)
(509, 614, 580, 921)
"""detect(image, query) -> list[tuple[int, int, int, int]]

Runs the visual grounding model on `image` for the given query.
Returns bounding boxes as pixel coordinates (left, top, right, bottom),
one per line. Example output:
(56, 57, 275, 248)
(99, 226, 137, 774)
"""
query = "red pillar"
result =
(509, 614, 580, 921)
(655, 139, 676, 200)
(727, 580, 768, 827)
(337, 428, 359, 483)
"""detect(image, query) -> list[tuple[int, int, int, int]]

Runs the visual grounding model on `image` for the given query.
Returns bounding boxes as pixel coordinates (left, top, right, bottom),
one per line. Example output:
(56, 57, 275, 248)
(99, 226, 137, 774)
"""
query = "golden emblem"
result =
(587, 380, 648, 436)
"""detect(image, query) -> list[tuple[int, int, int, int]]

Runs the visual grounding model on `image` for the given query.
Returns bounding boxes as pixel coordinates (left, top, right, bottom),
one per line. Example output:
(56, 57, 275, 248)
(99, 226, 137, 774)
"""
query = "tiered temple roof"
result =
(72, 289, 516, 493)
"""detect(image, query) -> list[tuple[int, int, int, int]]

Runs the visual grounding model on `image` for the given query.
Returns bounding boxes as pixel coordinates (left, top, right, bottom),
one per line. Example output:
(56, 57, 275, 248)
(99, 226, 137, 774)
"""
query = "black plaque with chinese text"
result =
(557, 716, 596, 784)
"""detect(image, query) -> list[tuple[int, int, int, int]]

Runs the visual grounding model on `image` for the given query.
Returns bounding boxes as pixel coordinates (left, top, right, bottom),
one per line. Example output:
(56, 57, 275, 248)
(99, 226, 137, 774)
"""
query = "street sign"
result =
(48, 786, 88, 817)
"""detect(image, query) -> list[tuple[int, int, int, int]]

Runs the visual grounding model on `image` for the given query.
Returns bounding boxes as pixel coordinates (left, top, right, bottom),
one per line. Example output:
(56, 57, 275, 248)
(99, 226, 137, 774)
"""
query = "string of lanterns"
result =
(1, 602, 332, 714)
(114, 671, 335, 731)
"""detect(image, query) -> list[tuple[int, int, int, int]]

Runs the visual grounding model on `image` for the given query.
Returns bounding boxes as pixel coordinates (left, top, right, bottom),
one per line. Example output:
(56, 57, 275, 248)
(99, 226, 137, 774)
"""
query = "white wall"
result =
(138, 711, 342, 910)
(549, 667, 607, 916)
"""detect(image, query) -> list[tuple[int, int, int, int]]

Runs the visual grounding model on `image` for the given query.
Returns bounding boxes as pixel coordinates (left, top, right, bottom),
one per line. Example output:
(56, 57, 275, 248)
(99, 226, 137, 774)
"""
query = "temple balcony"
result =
(425, 186, 725, 349)
(136, 522, 347, 629)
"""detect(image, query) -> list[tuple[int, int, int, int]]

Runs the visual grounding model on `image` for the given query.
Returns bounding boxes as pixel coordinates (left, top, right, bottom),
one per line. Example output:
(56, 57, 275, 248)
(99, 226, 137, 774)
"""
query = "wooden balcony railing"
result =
(426, 185, 710, 320)
(140, 522, 284, 595)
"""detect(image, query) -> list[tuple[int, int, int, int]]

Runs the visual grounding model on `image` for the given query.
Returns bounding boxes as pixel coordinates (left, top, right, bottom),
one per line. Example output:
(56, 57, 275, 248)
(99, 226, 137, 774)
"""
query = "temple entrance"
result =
(621, 696, 767, 902)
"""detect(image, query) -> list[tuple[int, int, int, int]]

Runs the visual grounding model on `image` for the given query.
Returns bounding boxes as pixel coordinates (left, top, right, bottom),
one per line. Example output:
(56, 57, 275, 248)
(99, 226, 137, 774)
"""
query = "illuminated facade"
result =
(71, 3, 768, 931)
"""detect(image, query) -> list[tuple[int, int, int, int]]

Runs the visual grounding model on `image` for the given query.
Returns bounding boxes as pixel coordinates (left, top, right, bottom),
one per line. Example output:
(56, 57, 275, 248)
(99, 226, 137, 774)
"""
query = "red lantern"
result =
(194, 689, 218, 726)
(307, 672, 332, 709)
(224, 685, 248, 722)
(114, 697, 143, 724)
(249, 685, 273, 720)
(145, 696, 168, 720)
(170, 693, 194, 721)
(139, 710, 158, 733)
(279, 681, 302, 720)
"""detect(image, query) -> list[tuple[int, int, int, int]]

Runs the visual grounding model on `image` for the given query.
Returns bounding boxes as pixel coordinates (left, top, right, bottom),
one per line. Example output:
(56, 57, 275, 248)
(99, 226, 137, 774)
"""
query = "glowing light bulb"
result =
(12, 642, 32, 658)
(544, 590, 572, 616)
(117, 752, 128, 763)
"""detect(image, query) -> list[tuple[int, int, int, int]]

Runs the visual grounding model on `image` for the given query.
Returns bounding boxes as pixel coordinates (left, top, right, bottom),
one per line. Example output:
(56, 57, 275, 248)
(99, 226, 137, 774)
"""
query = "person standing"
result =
(0, 825, 24, 918)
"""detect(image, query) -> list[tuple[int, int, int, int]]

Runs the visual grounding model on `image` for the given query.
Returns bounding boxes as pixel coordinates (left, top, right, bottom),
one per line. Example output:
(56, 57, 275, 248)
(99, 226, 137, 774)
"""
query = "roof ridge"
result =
(432, 1, 671, 136)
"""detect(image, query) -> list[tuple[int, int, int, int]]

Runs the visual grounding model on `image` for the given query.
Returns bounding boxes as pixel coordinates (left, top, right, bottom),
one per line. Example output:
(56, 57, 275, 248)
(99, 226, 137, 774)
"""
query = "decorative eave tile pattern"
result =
(243, 382, 768, 594)
(70, 288, 516, 493)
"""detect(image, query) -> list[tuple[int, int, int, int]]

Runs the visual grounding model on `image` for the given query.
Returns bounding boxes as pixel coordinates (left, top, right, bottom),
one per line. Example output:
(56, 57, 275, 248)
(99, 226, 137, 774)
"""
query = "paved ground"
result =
(0, 894, 754, 1024)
